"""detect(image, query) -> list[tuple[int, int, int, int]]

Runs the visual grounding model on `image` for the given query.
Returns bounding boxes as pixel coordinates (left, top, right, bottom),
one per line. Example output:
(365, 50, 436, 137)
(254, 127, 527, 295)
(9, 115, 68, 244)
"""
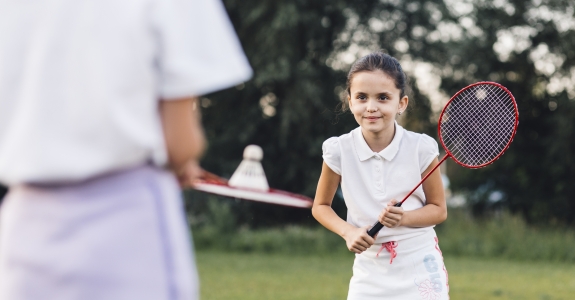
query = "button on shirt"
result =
(322, 123, 439, 243)
(0, 0, 252, 185)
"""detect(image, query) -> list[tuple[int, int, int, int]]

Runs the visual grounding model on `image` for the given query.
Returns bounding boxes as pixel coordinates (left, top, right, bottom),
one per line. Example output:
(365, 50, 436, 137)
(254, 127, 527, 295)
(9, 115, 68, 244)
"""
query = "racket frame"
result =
(438, 81, 519, 169)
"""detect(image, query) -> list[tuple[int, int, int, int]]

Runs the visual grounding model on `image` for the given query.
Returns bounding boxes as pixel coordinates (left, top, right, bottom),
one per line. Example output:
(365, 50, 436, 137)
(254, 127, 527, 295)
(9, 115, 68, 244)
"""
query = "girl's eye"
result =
(379, 96, 388, 101)
(357, 95, 367, 100)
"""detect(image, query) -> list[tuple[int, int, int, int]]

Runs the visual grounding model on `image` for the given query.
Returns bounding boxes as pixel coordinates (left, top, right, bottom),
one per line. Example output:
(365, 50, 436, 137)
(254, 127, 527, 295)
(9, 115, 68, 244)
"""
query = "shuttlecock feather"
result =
(228, 145, 269, 191)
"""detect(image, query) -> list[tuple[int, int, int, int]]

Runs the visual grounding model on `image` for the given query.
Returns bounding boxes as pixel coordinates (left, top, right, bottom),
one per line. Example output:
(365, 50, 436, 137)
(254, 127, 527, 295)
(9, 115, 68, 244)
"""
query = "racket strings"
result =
(445, 86, 515, 164)
(440, 84, 516, 167)
(445, 96, 514, 164)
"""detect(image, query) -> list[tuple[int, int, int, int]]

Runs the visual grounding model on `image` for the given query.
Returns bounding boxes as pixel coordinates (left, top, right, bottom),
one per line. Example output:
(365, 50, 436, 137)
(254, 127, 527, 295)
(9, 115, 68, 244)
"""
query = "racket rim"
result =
(437, 81, 519, 169)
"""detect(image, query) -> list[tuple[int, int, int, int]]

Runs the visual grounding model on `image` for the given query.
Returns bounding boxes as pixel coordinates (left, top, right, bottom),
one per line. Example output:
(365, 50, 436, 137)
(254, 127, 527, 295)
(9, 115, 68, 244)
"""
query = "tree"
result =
(198, 0, 575, 226)
(192, 0, 438, 227)
(354, 0, 575, 224)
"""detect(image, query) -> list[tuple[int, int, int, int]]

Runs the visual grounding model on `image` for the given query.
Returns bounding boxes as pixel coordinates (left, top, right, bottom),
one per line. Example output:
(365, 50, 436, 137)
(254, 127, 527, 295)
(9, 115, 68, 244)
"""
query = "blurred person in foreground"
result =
(0, 0, 251, 299)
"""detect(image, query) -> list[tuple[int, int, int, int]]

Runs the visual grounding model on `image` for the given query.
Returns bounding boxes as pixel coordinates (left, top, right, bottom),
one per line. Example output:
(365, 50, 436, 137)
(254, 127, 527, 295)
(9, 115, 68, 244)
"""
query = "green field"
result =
(196, 251, 575, 300)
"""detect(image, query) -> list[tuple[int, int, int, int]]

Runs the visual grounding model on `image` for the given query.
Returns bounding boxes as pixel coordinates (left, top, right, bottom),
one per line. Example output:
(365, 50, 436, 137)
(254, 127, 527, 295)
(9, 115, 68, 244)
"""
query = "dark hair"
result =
(342, 52, 410, 111)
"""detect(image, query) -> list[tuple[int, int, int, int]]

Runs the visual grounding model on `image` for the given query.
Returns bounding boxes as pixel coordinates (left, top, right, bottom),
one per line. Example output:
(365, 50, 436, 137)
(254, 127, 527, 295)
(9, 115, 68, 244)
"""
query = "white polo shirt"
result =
(322, 123, 439, 243)
(0, 0, 252, 185)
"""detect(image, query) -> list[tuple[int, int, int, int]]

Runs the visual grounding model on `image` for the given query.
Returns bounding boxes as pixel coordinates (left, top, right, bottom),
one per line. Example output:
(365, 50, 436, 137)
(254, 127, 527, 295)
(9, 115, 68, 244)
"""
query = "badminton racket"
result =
(367, 81, 518, 237)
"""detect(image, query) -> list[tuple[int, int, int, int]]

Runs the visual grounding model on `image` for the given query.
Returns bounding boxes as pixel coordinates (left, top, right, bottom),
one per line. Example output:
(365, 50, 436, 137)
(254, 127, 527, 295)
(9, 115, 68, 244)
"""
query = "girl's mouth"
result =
(365, 116, 381, 121)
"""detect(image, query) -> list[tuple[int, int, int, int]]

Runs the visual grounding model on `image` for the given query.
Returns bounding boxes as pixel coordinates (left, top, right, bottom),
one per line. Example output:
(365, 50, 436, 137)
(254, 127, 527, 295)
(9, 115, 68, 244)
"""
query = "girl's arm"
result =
(312, 162, 375, 253)
(160, 97, 206, 187)
(379, 157, 447, 227)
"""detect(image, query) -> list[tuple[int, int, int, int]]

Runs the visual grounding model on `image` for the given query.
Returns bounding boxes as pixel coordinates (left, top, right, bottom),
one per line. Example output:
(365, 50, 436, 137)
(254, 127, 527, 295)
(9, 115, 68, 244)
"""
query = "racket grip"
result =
(367, 202, 403, 237)
(367, 222, 383, 237)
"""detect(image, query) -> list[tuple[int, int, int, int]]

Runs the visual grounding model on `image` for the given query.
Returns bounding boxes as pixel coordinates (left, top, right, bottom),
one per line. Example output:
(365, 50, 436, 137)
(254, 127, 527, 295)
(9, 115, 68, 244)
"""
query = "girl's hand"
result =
(342, 225, 375, 254)
(176, 160, 203, 188)
(378, 199, 404, 228)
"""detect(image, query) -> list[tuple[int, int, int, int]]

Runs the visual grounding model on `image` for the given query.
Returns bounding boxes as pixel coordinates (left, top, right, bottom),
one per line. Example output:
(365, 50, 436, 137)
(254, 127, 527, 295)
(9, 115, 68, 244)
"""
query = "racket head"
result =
(438, 81, 519, 169)
(192, 172, 313, 208)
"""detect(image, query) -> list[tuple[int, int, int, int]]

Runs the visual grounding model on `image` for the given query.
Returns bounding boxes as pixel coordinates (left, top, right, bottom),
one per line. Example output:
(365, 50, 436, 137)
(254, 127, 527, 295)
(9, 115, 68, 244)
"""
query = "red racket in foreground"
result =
(192, 145, 313, 208)
(368, 81, 519, 237)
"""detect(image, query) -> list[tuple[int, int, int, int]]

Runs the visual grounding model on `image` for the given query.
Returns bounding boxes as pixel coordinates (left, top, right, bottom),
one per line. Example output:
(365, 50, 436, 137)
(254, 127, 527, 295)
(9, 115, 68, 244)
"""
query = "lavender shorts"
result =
(0, 166, 197, 300)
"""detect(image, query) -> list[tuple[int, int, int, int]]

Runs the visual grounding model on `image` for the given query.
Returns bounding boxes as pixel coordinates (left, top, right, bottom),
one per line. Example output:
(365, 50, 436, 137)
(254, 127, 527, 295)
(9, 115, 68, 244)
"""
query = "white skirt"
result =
(348, 229, 449, 300)
(0, 166, 198, 300)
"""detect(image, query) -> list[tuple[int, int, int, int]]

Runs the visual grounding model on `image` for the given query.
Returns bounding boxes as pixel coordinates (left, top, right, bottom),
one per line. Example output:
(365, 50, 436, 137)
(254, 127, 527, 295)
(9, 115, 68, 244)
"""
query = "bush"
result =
(435, 209, 575, 262)
(188, 196, 348, 254)
(188, 198, 575, 262)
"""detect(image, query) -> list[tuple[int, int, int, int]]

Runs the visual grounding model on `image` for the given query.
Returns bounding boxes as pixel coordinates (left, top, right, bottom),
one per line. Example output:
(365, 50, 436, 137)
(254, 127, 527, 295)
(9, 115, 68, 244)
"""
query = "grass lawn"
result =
(196, 251, 575, 300)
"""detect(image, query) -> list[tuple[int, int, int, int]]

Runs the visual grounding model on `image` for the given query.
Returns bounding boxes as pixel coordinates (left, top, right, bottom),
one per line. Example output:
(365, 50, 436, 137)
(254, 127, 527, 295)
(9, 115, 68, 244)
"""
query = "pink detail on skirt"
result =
(434, 237, 450, 299)
(376, 241, 398, 264)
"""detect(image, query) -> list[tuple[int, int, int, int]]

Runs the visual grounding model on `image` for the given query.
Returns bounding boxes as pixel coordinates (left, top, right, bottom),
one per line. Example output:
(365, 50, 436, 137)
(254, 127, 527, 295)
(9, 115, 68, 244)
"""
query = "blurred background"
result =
(189, 0, 575, 298)
(190, 0, 575, 228)
(2, 0, 574, 299)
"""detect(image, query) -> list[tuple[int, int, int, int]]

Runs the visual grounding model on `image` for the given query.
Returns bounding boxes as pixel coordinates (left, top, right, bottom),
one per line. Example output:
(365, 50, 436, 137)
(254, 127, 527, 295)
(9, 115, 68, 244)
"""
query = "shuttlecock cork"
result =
(228, 145, 269, 191)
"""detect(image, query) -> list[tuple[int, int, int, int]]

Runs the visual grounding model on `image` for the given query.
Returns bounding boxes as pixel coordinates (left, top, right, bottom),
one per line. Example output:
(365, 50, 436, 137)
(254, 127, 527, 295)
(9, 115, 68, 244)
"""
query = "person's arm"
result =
(378, 157, 447, 227)
(159, 97, 206, 187)
(312, 162, 375, 253)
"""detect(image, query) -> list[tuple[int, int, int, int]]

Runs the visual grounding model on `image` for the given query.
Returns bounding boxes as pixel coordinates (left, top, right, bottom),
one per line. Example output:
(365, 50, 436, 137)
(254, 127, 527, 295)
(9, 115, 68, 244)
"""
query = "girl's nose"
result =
(366, 100, 378, 112)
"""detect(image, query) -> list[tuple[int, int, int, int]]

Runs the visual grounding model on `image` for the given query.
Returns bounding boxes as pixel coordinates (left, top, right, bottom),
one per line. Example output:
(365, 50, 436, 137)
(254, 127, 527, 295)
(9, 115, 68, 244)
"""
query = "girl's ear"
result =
(347, 94, 352, 108)
(399, 95, 409, 112)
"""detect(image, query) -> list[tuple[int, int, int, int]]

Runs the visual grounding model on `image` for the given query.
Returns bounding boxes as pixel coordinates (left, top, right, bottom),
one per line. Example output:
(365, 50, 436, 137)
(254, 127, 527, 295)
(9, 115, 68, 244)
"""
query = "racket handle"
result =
(367, 202, 403, 237)
(367, 222, 384, 237)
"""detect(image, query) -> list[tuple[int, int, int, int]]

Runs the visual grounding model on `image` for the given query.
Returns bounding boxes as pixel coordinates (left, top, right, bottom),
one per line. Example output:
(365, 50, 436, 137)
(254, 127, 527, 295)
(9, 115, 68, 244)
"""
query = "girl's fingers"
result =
(363, 235, 375, 245)
(355, 239, 370, 249)
(378, 205, 404, 226)
(386, 213, 401, 221)
(386, 221, 399, 227)
(353, 237, 373, 251)
(378, 215, 386, 224)
(380, 209, 403, 220)
(379, 212, 397, 223)
(386, 199, 398, 208)
(378, 211, 387, 222)
(360, 226, 375, 244)
(380, 216, 401, 227)
(380, 219, 391, 227)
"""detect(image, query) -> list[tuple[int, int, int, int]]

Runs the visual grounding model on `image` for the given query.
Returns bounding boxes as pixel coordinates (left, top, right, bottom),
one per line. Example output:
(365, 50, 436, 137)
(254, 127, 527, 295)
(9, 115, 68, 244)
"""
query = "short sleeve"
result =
(418, 134, 439, 173)
(322, 137, 341, 175)
(152, 0, 253, 99)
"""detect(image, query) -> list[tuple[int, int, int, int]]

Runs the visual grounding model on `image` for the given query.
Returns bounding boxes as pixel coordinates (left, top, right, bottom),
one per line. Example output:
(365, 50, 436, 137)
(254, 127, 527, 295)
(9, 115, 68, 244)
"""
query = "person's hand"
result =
(175, 159, 203, 188)
(378, 199, 404, 228)
(342, 225, 375, 254)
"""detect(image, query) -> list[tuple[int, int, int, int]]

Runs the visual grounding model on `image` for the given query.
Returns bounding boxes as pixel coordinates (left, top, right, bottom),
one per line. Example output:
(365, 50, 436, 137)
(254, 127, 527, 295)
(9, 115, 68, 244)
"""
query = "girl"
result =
(312, 52, 449, 300)
(0, 0, 251, 299)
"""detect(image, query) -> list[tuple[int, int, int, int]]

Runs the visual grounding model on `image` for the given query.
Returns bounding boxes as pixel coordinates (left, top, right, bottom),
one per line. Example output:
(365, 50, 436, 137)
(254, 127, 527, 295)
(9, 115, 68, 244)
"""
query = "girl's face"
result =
(348, 70, 408, 135)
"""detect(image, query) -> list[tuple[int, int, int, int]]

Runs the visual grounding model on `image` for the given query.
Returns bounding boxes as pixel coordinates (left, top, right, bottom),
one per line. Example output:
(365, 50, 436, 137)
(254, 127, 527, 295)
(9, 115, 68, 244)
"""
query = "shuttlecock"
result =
(228, 145, 269, 191)
(476, 88, 488, 100)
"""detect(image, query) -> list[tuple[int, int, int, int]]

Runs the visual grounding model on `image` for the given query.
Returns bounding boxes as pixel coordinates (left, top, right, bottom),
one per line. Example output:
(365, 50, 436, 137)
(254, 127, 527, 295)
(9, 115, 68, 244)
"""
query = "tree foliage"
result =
(410, 0, 575, 225)
(3, 0, 573, 227)
(195, 0, 444, 227)
(195, 0, 575, 227)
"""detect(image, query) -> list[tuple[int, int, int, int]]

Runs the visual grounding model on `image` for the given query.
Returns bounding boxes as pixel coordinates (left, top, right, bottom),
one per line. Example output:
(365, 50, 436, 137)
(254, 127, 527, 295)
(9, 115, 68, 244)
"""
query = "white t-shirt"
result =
(322, 122, 439, 243)
(0, 0, 252, 185)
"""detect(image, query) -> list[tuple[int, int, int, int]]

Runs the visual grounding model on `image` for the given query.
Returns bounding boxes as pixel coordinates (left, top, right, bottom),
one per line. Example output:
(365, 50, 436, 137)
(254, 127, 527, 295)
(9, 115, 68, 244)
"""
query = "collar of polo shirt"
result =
(353, 121, 404, 162)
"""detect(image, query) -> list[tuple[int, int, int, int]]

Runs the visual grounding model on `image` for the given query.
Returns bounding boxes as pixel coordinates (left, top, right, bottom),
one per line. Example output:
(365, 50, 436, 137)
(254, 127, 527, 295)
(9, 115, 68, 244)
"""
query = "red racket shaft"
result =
(367, 154, 450, 237)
